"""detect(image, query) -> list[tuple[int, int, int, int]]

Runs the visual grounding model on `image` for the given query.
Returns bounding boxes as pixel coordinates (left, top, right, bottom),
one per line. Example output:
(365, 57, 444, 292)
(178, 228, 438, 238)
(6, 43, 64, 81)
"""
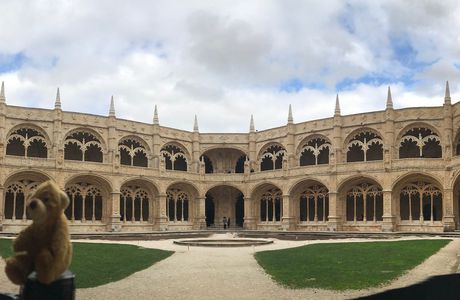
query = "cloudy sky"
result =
(0, 0, 459, 132)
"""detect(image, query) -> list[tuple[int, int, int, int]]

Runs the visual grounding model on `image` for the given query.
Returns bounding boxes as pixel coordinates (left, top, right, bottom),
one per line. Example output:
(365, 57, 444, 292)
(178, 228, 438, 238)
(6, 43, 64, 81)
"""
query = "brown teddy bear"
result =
(5, 180, 72, 285)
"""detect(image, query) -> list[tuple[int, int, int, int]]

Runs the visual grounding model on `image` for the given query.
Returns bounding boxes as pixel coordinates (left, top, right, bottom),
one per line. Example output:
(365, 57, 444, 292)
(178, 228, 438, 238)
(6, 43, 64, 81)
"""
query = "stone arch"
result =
(3, 171, 52, 221)
(297, 134, 331, 166)
(257, 142, 287, 171)
(64, 174, 112, 223)
(393, 173, 443, 224)
(160, 142, 190, 171)
(118, 135, 150, 167)
(250, 182, 283, 224)
(6, 124, 50, 158)
(165, 181, 199, 223)
(63, 127, 106, 163)
(344, 128, 384, 162)
(397, 122, 442, 159)
(201, 147, 248, 174)
(338, 176, 383, 223)
(289, 179, 329, 223)
(205, 184, 245, 228)
(120, 179, 158, 224)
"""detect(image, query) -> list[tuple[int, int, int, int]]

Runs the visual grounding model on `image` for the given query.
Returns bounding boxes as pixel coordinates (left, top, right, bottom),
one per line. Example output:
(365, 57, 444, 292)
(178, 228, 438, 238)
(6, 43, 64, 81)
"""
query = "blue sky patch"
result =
(0, 52, 25, 73)
(279, 79, 325, 93)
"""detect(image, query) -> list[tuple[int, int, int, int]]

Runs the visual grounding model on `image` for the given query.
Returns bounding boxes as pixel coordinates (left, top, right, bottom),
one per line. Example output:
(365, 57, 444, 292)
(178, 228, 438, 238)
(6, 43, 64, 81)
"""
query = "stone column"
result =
(0, 186, 4, 230)
(327, 192, 341, 231)
(108, 191, 121, 232)
(382, 190, 395, 232)
(281, 194, 295, 230)
(442, 188, 455, 231)
(158, 194, 168, 231)
(195, 197, 206, 229)
(243, 196, 256, 230)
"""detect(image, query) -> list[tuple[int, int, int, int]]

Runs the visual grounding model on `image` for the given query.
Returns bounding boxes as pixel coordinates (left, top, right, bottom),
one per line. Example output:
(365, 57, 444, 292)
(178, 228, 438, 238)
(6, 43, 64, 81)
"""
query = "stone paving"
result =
(1, 235, 459, 300)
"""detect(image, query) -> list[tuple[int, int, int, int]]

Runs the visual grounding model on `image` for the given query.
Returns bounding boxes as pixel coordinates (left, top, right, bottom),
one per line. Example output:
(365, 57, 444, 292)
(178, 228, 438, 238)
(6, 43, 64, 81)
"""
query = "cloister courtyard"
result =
(1, 233, 459, 299)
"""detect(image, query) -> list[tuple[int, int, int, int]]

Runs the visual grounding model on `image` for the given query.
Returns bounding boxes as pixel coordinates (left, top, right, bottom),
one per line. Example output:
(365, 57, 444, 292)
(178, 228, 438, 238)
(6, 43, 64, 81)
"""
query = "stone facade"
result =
(0, 83, 460, 233)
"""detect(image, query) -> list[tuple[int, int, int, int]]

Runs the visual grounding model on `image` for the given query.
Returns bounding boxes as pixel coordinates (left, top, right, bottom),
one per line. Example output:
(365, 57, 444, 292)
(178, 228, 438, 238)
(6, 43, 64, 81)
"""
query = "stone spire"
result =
(288, 104, 293, 124)
(109, 96, 115, 117)
(193, 115, 199, 132)
(386, 86, 393, 109)
(0, 81, 5, 103)
(153, 105, 159, 125)
(444, 81, 451, 105)
(54, 87, 61, 109)
(334, 94, 341, 116)
(250, 114, 255, 132)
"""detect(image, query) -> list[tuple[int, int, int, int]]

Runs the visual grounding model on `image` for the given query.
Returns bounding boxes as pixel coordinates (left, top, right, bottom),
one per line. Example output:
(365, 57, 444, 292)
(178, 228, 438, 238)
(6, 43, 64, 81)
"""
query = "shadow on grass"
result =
(0, 239, 174, 288)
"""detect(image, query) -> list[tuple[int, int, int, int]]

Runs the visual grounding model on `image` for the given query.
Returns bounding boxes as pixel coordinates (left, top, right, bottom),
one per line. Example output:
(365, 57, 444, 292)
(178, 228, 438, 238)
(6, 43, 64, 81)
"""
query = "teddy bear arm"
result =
(13, 227, 35, 252)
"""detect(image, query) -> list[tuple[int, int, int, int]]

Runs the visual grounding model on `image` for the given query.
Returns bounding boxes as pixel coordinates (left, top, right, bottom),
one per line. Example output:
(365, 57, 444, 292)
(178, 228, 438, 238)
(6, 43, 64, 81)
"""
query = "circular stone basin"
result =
(173, 239, 273, 247)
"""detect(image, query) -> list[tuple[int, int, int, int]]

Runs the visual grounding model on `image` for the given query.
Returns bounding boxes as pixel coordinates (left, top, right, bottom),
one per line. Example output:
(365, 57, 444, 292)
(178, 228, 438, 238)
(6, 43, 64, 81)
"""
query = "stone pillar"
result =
(327, 192, 341, 231)
(158, 194, 168, 231)
(442, 188, 455, 231)
(108, 191, 121, 232)
(382, 190, 396, 232)
(195, 197, 206, 229)
(0, 186, 4, 230)
(281, 194, 295, 230)
(243, 196, 256, 230)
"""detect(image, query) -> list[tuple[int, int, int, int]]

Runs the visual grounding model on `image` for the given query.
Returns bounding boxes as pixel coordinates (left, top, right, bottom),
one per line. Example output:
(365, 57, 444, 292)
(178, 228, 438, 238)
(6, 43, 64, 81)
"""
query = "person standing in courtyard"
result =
(223, 216, 227, 229)
(227, 217, 231, 229)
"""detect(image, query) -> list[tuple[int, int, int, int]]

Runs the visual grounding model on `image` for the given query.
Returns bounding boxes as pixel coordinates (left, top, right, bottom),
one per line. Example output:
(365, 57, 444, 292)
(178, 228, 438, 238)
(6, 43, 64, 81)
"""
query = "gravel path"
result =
(1, 234, 459, 300)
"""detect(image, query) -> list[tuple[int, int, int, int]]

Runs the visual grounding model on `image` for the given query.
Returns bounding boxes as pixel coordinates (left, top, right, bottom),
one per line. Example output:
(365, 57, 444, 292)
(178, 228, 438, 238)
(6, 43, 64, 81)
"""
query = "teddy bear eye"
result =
(43, 197, 49, 202)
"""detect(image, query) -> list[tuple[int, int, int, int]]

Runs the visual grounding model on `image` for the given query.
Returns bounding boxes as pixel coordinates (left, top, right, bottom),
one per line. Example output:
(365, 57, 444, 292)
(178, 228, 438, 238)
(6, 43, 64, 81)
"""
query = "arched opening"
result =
(4, 172, 50, 222)
(119, 138, 148, 167)
(6, 128, 48, 158)
(205, 185, 244, 228)
(399, 181, 442, 223)
(342, 181, 383, 223)
(201, 148, 247, 174)
(260, 144, 285, 171)
(299, 137, 330, 166)
(399, 127, 441, 158)
(346, 131, 383, 162)
(64, 176, 110, 224)
(252, 184, 283, 225)
(161, 144, 188, 171)
(64, 131, 103, 163)
(119, 182, 153, 223)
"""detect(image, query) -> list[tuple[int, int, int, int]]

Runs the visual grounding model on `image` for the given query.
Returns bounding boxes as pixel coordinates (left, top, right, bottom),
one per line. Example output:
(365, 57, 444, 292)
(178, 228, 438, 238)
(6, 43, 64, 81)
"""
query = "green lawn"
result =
(255, 239, 450, 290)
(0, 239, 174, 288)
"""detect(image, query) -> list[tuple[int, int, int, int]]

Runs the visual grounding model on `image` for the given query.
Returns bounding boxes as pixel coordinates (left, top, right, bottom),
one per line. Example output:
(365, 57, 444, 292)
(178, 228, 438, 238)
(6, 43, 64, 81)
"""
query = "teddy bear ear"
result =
(59, 190, 70, 209)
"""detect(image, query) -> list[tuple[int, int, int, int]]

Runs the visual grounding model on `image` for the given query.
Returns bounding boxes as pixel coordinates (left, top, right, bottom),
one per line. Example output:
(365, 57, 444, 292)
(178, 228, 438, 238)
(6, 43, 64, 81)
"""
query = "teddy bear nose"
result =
(29, 200, 37, 210)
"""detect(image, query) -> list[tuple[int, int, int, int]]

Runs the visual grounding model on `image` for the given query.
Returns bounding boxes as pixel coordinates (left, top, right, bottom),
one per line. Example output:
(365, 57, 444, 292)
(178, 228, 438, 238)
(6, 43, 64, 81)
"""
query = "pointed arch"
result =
(160, 142, 190, 171)
(344, 128, 384, 162)
(6, 124, 50, 158)
(3, 171, 52, 221)
(64, 128, 106, 163)
(297, 135, 331, 166)
(118, 135, 150, 167)
(397, 123, 442, 158)
(258, 142, 286, 171)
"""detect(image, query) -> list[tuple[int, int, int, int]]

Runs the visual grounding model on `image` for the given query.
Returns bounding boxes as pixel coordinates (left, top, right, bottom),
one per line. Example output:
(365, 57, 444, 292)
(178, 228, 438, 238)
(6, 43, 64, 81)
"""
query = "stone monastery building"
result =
(1, 82, 460, 233)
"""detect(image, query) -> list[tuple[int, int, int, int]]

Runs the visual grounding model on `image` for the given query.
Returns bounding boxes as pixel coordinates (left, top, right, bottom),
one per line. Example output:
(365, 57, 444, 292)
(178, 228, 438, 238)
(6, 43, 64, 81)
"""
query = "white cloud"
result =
(0, 0, 459, 132)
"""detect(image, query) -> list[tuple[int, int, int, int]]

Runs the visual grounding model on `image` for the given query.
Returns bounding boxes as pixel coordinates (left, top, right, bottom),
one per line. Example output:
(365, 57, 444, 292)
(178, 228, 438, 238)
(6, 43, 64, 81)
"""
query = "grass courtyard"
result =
(255, 239, 450, 290)
(0, 239, 174, 288)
